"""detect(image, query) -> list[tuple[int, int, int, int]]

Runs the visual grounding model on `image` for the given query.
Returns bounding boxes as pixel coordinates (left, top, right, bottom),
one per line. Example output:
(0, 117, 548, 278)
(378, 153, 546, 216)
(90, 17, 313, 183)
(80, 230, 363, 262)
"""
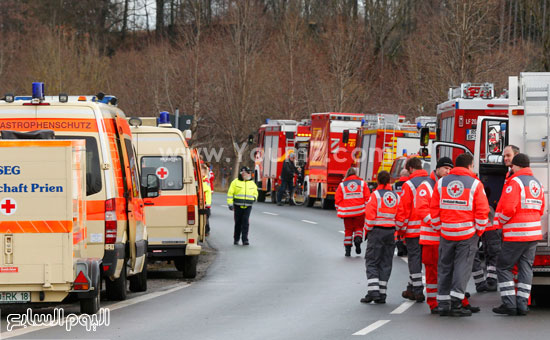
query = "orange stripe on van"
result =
(0, 118, 98, 132)
(0, 140, 83, 147)
(144, 195, 198, 206)
(86, 199, 128, 221)
(0, 221, 72, 233)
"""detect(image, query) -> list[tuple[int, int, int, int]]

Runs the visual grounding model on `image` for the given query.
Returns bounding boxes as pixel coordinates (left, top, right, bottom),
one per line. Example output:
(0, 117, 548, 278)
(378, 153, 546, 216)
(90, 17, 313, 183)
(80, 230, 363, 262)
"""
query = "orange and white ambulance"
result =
(0, 84, 155, 301)
(0, 137, 102, 314)
(129, 115, 204, 279)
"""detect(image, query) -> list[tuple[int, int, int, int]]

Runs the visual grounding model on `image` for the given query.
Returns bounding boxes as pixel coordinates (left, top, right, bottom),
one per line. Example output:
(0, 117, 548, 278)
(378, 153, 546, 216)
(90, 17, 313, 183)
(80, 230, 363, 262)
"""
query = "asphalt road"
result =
(2, 192, 550, 340)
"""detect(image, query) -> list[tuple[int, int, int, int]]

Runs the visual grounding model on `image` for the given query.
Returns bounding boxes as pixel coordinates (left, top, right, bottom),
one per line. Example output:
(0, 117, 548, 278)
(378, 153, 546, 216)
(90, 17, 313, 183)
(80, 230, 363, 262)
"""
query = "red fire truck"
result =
(304, 112, 364, 209)
(356, 114, 436, 185)
(255, 119, 299, 202)
(436, 82, 508, 160)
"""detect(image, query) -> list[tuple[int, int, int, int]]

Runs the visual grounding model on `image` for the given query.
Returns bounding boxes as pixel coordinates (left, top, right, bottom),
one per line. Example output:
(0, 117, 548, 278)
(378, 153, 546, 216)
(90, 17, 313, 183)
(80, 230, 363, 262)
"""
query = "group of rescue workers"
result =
(335, 145, 545, 317)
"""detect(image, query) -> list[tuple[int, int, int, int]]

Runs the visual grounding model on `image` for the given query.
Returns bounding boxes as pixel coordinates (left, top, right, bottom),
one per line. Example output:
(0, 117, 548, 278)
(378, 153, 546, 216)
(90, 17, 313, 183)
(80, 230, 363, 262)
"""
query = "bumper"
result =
(148, 243, 201, 260)
(101, 242, 125, 278)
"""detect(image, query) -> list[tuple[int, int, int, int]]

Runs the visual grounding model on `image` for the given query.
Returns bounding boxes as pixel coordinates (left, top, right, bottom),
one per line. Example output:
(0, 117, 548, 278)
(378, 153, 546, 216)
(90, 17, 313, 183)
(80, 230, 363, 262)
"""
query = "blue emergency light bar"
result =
(32, 82, 44, 100)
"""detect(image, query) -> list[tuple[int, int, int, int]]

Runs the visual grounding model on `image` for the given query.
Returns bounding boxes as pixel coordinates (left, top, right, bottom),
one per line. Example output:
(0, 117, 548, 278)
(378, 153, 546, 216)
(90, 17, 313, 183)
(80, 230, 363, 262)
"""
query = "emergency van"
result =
(0, 137, 101, 313)
(356, 114, 435, 185)
(0, 84, 155, 301)
(255, 119, 298, 203)
(129, 115, 203, 279)
(305, 112, 363, 209)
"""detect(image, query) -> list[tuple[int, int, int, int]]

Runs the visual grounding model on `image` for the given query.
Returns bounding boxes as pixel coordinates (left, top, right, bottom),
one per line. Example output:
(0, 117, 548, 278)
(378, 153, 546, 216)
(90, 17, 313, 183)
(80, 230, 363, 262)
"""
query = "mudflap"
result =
(76, 259, 101, 299)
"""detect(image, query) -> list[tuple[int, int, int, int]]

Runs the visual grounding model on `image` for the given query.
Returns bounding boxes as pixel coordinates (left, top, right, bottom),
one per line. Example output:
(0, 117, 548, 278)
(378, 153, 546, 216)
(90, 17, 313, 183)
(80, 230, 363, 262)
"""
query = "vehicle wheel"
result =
(105, 264, 127, 301)
(271, 190, 278, 204)
(80, 286, 100, 315)
(257, 190, 266, 202)
(181, 255, 198, 279)
(174, 257, 185, 271)
(321, 198, 334, 210)
(129, 257, 148, 292)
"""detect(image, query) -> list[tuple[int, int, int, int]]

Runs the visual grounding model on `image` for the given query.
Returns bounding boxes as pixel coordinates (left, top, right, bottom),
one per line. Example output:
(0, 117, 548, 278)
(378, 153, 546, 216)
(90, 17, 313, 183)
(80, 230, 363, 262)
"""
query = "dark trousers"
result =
(405, 237, 424, 294)
(437, 236, 478, 310)
(277, 180, 294, 203)
(365, 227, 396, 298)
(205, 207, 211, 235)
(497, 241, 537, 311)
(234, 206, 252, 242)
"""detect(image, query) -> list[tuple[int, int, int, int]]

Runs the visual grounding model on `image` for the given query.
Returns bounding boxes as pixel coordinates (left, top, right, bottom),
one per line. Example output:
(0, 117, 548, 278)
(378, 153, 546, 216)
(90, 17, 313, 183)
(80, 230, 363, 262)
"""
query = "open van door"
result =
(430, 141, 471, 171)
(473, 116, 509, 208)
(191, 149, 206, 243)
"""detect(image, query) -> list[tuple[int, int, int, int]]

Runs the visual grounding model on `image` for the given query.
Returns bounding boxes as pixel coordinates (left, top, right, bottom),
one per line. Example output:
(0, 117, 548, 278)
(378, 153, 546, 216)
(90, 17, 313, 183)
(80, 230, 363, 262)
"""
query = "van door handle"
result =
(144, 202, 154, 206)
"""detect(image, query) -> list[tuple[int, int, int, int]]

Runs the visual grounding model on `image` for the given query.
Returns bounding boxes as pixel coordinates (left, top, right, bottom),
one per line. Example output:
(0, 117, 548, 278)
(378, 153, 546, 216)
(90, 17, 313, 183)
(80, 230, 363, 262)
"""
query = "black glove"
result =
(228, 205, 234, 211)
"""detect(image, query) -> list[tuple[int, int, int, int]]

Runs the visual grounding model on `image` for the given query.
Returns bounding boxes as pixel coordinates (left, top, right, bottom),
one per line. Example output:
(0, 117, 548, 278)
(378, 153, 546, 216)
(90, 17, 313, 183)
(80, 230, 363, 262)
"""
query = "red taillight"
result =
(187, 205, 195, 225)
(533, 255, 550, 267)
(189, 238, 195, 244)
(105, 198, 117, 244)
(74, 271, 90, 290)
(103, 265, 110, 272)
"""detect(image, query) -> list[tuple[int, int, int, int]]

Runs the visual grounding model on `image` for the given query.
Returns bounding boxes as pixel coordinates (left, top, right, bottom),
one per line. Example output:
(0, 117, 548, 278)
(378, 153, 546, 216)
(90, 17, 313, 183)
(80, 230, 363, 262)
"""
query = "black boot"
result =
(354, 236, 362, 254)
(402, 286, 415, 301)
(450, 302, 472, 317)
(486, 279, 498, 292)
(345, 245, 352, 257)
(493, 304, 517, 316)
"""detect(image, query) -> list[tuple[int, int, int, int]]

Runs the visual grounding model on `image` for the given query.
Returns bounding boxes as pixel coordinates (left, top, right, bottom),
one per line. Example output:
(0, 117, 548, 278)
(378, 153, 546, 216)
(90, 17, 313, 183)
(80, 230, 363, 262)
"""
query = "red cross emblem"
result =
(156, 167, 169, 180)
(446, 180, 464, 198)
(0, 198, 17, 216)
(530, 180, 541, 198)
(383, 192, 397, 208)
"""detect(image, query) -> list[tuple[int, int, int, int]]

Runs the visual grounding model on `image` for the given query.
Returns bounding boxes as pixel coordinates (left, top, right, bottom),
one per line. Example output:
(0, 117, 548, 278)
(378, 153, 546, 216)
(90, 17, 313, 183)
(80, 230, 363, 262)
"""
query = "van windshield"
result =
(141, 156, 183, 190)
(57, 135, 102, 196)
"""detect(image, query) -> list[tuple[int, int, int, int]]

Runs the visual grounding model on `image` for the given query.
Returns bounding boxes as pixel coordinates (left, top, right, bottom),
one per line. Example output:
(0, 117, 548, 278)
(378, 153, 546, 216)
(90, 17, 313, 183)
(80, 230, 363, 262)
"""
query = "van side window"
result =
(124, 139, 140, 197)
(141, 156, 183, 190)
(57, 135, 102, 196)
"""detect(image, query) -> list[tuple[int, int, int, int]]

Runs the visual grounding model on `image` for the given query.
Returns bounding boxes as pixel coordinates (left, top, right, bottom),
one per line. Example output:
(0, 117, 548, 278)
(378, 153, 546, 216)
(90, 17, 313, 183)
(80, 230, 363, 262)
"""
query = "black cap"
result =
(240, 166, 251, 173)
(512, 153, 530, 168)
(436, 157, 454, 169)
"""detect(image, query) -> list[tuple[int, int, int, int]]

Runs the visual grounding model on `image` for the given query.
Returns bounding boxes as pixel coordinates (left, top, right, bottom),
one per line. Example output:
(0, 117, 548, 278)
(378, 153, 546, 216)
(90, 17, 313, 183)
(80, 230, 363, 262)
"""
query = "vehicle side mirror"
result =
(144, 174, 160, 198)
(184, 129, 192, 140)
(342, 130, 349, 144)
(420, 127, 430, 146)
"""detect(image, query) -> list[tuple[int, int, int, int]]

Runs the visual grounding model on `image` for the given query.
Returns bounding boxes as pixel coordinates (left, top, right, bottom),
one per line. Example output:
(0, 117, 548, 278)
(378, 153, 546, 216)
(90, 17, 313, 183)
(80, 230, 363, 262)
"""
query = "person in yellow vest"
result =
(227, 166, 258, 245)
(201, 163, 212, 236)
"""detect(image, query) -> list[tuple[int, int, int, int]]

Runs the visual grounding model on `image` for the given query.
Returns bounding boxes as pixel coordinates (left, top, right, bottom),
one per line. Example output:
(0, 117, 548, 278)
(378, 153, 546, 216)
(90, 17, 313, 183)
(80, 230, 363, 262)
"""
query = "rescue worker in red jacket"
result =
(360, 170, 399, 304)
(493, 153, 545, 316)
(393, 168, 409, 257)
(396, 157, 429, 302)
(430, 153, 490, 317)
(335, 167, 370, 257)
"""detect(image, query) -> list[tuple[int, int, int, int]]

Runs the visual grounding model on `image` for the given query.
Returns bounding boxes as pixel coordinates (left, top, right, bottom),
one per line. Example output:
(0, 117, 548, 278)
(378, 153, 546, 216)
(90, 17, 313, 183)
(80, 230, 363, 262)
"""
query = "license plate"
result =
(0, 292, 31, 303)
(466, 129, 476, 141)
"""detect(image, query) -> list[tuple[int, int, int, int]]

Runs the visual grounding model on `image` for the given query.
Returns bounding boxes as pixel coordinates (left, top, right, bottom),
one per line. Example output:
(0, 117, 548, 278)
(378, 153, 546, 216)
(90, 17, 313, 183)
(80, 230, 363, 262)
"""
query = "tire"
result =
(257, 190, 266, 203)
(174, 257, 185, 271)
(305, 196, 316, 207)
(80, 287, 100, 315)
(105, 264, 127, 301)
(129, 257, 148, 292)
(271, 190, 278, 204)
(181, 255, 198, 279)
(321, 198, 334, 210)
(291, 186, 306, 206)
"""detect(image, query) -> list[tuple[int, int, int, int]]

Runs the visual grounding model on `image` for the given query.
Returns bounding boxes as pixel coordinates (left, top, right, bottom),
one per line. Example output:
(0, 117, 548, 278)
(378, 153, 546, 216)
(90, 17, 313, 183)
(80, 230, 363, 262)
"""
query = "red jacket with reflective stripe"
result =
(365, 184, 399, 231)
(417, 171, 440, 245)
(497, 168, 545, 242)
(395, 169, 429, 238)
(430, 167, 490, 241)
(493, 170, 513, 231)
(335, 175, 369, 218)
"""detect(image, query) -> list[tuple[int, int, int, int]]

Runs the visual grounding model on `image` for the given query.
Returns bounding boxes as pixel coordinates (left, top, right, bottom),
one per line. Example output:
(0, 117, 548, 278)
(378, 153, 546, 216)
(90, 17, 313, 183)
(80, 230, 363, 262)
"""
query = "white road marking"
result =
(353, 320, 390, 336)
(220, 204, 228, 207)
(301, 219, 318, 224)
(390, 300, 415, 314)
(338, 231, 345, 234)
(1, 283, 191, 339)
(400, 256, 408, 264)
(262, 212, 278, 216)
